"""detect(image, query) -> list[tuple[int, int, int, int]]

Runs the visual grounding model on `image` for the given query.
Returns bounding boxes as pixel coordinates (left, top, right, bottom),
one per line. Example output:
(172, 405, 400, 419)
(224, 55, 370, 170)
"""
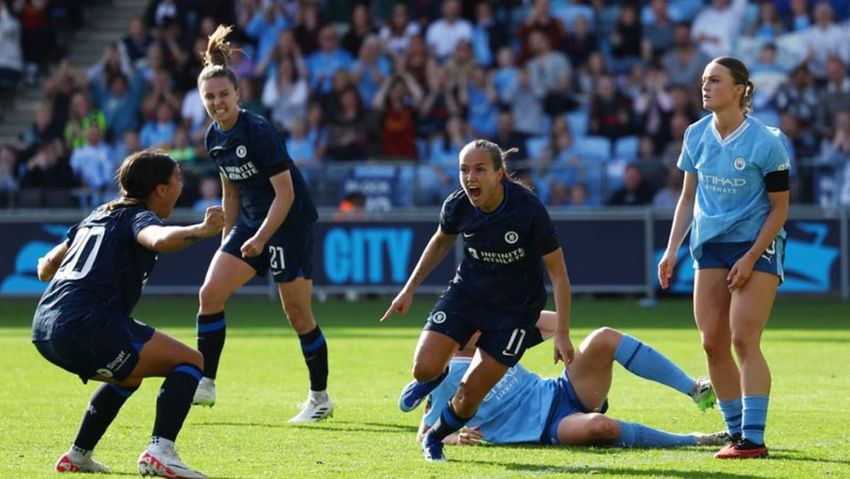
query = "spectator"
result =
(575, 51, 609, 103)
(491, 110, 527, 155)
(402, 34, 431, 89)
(507, 67, 546, 137)
(748, 0, 786, 41)
(69, 124, 113, 208)
(20, 139, 74, 189)
(139, 102, 176, 150)
(461, 66, 498, 138)
(90, 73, 144, 144)
(660, 111, 689, 165)
(643, 0, 675, 60)
(567, 182, 590, 208)
(815, 57, 850, 139)
(307, 25, 354, 94)
(262, 58, 309, 134)
(492, 46, 519, 106)
(526, 30, 574, 116)
(110, 130, 141, 167)
(635, 62, 674, 151)
(238, 77, 267, 118)
(589, 75, 635, 143)
(325, 86, 371, 162)
(802, 1, 849, 81)
(64, 92, 106, 150)
(0, 0, 22, 121)
(775, 63, 821, 135)
(606, 163, 655, 206)
(444, 39, 476, 87)
(690, 0, 748, 58)
(119, 16, 153, 68)
(662, 23, 710, 88)
(144, 0, 187, 30)
(785, 0, 812, 31)
(425, 0, 473, 61)
(244, 1, 288, 62)
(418, 65, 461, 138)
(255, 29, 306, 81)
(517, 0, 565, 65)
(18, 102, 60, 160)
(13, 0, 58, 83)
(334, 191, 366, 220)
(351, 35, 390, 107)
(379, 3, 420, 57)
(292, 1, 322, 55)
(562, 14, 597, 69)
(168, 127, 195, 165)
(305, 101, 327, 161)
(608, 3, 642, 74)
(373, 73, 423, 160)
(0, 144, 18, 200)
(471, 1, 507, 67)
(817, 110, 850, 206)
(341, 3, 376, 58)
(652, 164, 684, 209)
(193, 176, 221, 212)
(141, 69, 180, 121)
(379, 3, 420, 56)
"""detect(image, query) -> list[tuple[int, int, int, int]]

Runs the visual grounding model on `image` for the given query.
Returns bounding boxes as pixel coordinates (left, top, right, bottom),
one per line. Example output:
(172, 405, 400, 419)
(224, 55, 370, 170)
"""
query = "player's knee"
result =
(586, 327, 621, 352)
(198, 282, 225, 310)
(412, 362, 442, 383)
(700, 334, 730, 361)
(586, 414, 619, 442)
(731, 332, 759, 357)
(191, 349, 205, 371)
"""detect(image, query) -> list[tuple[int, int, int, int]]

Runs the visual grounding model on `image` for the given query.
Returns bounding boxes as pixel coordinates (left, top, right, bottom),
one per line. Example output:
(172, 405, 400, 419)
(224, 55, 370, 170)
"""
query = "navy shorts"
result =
(221, 220, 313, 283)
(33, 313, 155, 383)
(695, 238, 785, 283)
(541, 371, 610, 444)
(424, 287, 541, 367)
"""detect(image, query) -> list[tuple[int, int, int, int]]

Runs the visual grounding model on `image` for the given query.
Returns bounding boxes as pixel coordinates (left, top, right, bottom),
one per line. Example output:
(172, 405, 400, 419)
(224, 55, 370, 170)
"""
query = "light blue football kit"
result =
(678, 115, 791, 278)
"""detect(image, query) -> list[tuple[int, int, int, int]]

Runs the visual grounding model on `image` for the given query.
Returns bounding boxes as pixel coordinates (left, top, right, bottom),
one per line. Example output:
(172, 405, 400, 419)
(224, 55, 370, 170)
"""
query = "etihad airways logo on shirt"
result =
(219, 162, 259, 180)
(698, 171, 746, 194)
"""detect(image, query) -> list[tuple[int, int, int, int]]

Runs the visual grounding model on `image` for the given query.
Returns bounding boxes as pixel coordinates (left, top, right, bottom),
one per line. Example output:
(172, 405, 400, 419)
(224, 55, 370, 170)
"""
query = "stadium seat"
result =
(565, 110, 589, 138)
(575, 136, 611, 163)
(614, 135, 640, 161)
(525, 136, 550, 159)
(16, 188, 43, 208)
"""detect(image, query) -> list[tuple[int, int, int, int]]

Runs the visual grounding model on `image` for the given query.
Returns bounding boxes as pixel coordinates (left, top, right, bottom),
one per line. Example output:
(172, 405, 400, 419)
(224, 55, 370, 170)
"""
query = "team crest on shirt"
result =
(236, 145, 247, 158)
(504, 231, 519, 244)
(430, 311, 447, 324)
(733, 157, 746, 171)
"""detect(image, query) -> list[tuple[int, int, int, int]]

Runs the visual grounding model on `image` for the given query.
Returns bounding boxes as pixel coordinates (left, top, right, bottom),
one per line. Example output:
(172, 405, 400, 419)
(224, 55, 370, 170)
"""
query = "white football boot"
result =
(287, 391, 334, 423)
(191, 378, 215, 407)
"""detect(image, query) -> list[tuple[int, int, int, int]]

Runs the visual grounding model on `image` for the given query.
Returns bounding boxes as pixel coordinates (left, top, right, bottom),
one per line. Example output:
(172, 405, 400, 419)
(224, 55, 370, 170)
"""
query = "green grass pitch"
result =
(1, 296, 848, 478)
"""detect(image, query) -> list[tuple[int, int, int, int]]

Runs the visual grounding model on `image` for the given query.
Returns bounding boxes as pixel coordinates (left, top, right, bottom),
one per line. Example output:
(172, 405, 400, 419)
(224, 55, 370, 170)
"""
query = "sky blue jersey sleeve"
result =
(757, 128, 792, 176)
(676, 125, 697, 174)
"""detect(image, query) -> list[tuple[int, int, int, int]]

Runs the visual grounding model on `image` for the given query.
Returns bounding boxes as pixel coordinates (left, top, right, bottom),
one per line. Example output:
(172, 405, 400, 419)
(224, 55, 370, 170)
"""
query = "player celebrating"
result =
(416, 312, 722, 449)
(658, 57, 790, 459)
(32, 150, 223, 478)
(381, 139, 574, 462)
(192, 25, 332, 423)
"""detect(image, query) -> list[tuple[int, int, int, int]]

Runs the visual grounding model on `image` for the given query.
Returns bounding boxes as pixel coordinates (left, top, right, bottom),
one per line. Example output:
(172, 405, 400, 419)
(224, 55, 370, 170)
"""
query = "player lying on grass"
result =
(404, 311, 725, 450)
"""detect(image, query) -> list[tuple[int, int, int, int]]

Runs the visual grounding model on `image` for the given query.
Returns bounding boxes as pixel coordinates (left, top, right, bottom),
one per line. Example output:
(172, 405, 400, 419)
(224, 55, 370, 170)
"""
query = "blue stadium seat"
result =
(614, 135, 639, 161)
(575, 136, 611, 163)
(565, 110, 589, 138)
(526, 136, 550, 159)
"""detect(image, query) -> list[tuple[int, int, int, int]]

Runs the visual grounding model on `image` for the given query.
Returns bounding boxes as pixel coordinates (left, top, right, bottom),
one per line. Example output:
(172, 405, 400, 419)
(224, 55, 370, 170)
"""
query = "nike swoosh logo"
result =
(463, 232, 475, 238)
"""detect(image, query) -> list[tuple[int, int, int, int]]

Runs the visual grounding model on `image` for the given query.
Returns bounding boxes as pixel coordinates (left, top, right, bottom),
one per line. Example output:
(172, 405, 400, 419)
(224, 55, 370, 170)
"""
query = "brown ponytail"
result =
(198, 25, 238, 88)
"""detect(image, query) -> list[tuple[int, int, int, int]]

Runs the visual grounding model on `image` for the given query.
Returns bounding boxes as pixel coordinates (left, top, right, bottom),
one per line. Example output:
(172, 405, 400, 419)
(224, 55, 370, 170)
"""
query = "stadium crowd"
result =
(0, 0, 849, 210)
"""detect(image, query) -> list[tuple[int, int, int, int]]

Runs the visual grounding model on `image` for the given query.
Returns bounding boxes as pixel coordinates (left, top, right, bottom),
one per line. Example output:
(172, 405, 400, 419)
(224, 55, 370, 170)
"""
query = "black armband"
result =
(764, 170, 789, 192)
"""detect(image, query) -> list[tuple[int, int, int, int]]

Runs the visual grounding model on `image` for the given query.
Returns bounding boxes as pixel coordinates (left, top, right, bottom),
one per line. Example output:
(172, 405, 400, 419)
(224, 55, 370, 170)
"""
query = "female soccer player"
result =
(417, 312, 722, 449)
(658, 57, 791, 459)
(192, 25, 333, 423)
(33, 150, 224, 478)
(381, 139, 574, 461)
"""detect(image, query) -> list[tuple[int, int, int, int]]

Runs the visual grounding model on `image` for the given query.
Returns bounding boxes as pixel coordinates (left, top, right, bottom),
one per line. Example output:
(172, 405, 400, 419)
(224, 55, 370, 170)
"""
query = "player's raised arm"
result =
(380, 227, 456, 322)
(136, 206, 224, 253)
